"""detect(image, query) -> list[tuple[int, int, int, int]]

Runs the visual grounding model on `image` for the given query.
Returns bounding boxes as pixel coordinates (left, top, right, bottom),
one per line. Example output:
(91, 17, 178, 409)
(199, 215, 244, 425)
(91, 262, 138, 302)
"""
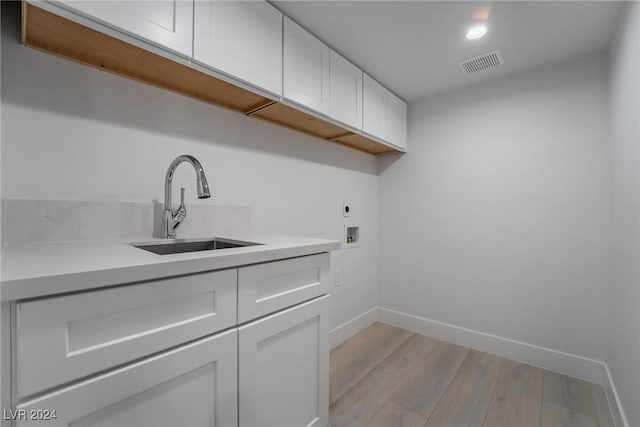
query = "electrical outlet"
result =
(343, 203, 351, 217)
(335, 271, 342, 287)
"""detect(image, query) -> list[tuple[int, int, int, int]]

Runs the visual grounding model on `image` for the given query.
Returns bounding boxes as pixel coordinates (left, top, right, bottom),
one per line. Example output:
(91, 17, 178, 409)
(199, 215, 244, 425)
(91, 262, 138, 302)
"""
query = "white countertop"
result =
(0, 234, 341, 301)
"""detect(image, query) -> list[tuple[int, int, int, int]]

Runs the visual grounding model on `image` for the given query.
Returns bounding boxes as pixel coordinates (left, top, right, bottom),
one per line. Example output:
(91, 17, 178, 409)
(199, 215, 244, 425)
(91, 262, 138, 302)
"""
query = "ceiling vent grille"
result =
(459, 50, 503, 75)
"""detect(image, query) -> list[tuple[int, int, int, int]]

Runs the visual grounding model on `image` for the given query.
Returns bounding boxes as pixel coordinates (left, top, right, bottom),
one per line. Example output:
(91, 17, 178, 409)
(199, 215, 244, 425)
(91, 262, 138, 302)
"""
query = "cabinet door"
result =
(283, 17, 330, 115)
(329, 50, 363, 130)
(54, 0, 193, 57)
(385, 91, 408, 150)
(239, 295, 329, 427)
(362, 73, 387, 140)
(15, 330, 238, 427)
(194, 1, 283, 96)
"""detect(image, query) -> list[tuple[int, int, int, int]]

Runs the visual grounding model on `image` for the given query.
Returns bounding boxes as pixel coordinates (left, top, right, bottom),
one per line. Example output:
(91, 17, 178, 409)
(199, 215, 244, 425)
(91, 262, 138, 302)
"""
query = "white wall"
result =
(608, 2, 640, 425)
(0, 2, 379, 330)
(379, 54, 611, 362)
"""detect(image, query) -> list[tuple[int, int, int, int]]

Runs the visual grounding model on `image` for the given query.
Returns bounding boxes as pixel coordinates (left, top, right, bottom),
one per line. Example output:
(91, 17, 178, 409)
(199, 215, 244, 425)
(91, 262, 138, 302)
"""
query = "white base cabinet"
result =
(6, 254, 332, 427)
(239, 295, 329, 427)
(15, 329, 238, 427)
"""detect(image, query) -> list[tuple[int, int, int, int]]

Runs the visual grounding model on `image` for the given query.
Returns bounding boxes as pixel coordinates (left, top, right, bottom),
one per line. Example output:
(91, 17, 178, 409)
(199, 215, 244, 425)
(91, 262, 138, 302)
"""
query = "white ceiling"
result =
(271, 1, 624, 102)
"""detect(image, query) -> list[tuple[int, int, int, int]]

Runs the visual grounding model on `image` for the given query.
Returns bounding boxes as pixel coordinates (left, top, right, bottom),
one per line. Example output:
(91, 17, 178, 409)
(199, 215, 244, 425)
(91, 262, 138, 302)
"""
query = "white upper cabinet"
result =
(283, 17, 331, 115)
(193, 1, 283, 96)
(363, 74, 387, 139)
(329, 50, 363, 130)
(55, 1, 193, 57)
(385, 91, 408, 150)
(363, 74, 408, 150)
(40, 1, 407, 153)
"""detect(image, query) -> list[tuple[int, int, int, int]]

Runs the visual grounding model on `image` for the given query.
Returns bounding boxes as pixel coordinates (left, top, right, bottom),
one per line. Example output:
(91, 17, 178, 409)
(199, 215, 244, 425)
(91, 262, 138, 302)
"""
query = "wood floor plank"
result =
(330, 324, 413, 404)
(330, 370, 403, 427)
(330, 324, 611, 427)
(377, 334, 439, 381)
(591, 384, 615, 427)
(483, 359, 543, 427)
(542, 401, 598, 427)
(390, 341, 469, 418)
(366, 401, 426, 427)
(331, 322, 394, 361)
(543, 370, 597, 418)
(425, 349, 503, 427)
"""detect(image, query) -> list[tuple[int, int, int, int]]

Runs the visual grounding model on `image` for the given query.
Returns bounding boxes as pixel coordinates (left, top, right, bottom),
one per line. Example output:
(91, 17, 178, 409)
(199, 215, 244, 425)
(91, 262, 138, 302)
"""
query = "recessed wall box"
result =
(344, 224, 360, 249)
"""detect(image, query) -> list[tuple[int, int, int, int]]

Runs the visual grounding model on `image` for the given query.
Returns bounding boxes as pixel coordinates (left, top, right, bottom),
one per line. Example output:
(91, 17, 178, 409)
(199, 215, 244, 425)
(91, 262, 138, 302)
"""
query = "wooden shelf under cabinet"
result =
(21, 2, 398, 155)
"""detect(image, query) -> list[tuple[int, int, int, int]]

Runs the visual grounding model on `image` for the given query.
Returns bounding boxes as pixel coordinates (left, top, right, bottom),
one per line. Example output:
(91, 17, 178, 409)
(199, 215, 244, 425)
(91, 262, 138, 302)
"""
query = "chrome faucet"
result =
(160, 155, 211, 239)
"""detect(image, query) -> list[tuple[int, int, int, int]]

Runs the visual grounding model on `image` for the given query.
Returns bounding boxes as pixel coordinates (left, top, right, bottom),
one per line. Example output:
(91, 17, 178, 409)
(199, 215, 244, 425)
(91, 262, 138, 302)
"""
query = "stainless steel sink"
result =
(132, 238, 261, 255)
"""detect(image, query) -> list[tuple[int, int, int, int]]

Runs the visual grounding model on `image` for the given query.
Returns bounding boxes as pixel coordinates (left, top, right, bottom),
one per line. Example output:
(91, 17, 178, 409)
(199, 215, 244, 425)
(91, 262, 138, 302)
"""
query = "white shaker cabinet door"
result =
(362, 73, 387, 140)
(239, 295, 330, 427)
(54, 1, 193, 57)
(15, 330, 238, 427)
(283, 17, 331, 115)
(194, 1, 283, 96)
(329, 50, 363, 130)
(385, 91, 408, 150)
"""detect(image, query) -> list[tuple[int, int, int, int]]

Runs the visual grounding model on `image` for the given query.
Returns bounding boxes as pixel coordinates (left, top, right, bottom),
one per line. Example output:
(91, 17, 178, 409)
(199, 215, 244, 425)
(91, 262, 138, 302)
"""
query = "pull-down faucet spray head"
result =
(195, 168, 210, 199)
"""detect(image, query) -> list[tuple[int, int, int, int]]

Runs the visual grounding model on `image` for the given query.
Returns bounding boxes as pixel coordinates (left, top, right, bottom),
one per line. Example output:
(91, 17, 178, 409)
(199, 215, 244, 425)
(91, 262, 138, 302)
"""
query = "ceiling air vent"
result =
(459, 50, 503, 75)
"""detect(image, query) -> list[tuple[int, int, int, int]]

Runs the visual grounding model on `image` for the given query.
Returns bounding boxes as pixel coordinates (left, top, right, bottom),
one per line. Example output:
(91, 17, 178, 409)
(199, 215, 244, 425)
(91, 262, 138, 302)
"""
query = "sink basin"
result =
(132, 238, 261, 255)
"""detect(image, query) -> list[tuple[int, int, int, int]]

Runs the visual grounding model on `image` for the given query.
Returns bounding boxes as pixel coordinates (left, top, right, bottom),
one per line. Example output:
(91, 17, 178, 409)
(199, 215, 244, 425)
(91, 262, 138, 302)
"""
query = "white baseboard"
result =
(331, 306, 628, 425)
(377, 307, 605, 384)
(330, 306, 379, 349)
(602, 363, 630, 427)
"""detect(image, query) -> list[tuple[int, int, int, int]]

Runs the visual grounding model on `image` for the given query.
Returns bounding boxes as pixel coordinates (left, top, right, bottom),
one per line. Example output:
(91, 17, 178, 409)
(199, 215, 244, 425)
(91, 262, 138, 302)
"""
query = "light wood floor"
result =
(329, 322, 614, 427)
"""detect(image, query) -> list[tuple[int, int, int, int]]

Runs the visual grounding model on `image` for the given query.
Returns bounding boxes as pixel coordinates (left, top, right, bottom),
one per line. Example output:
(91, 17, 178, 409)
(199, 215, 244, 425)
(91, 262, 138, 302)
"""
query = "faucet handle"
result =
(172, 187, 187, 230)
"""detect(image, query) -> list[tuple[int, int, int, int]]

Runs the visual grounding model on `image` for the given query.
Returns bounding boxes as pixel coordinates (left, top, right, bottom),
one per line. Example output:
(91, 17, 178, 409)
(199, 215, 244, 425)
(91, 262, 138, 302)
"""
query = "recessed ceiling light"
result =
(466, 25, 487, 40)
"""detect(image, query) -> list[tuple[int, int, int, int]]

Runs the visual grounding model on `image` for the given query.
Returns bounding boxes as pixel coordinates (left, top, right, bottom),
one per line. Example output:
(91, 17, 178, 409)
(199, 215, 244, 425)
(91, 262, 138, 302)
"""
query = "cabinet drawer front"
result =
(16, 269, 237, 398)
(16, 329, 238, 427)
(238, 253, 329, 323)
